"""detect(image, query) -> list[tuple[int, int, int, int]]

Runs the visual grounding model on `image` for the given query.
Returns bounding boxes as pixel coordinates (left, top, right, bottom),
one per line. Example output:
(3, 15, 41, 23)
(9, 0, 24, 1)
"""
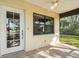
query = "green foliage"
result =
(60, 35, 79, 47)
(60, 15, 79, 35)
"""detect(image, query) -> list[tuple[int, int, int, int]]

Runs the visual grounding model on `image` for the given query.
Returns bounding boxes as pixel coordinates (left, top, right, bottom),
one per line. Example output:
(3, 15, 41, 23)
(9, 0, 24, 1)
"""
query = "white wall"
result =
(0, 0, 60, 52)
(25, 12, 59, 51)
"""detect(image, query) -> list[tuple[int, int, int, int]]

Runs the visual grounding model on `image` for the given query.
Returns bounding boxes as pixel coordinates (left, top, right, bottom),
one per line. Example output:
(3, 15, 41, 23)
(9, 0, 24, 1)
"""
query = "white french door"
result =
(0, 6, 24, 55)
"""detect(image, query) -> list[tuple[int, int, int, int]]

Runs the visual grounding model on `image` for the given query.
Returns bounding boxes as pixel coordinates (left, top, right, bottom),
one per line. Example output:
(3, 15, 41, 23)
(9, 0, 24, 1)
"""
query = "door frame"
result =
(0, 5, 25, 56)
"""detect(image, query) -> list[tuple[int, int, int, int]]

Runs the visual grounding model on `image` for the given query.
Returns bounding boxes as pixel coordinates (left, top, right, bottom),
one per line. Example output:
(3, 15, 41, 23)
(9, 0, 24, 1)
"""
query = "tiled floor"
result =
(1, 44, 79, 58)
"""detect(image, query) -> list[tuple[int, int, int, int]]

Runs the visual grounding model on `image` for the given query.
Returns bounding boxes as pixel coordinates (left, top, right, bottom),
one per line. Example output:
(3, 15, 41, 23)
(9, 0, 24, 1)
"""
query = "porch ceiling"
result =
(24, 0, 79, 13)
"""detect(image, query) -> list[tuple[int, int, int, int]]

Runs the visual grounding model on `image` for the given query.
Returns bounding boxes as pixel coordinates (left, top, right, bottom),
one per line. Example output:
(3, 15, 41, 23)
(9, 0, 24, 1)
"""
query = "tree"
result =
(60, 15, 79, 35)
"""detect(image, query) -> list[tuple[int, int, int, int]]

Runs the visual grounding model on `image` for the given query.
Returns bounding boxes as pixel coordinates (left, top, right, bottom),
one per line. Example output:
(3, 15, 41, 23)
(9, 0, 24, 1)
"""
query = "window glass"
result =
(14, 13, 20, 19)
(7, 11, 13, 18)
(6, 11, 20, 48)
(33, 13, 54, 35)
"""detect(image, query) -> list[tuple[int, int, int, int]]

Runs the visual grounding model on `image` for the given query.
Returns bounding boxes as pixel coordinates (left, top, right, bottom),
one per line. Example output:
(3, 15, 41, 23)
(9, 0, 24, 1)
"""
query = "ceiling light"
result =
(50, 0, 59, 10)
(50, 6, 54, 9)
(54, 3, 58, 7)
(50, 3, 58, 9)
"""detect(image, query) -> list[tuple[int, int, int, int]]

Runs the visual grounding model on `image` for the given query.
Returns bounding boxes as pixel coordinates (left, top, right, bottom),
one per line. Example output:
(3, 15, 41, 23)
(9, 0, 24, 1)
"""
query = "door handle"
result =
(22, 30, 23, 39)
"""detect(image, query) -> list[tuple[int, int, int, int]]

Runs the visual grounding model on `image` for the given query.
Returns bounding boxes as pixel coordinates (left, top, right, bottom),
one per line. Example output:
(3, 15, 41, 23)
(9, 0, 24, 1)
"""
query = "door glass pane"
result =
(6, 11, 20, 48)
(7, 11, 13, 18)
(14, 13, 20, 19)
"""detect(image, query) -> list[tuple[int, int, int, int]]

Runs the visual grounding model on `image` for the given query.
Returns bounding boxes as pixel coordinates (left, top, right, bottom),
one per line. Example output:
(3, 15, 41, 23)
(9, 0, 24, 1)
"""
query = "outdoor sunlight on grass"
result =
(60, 35, 79, 47)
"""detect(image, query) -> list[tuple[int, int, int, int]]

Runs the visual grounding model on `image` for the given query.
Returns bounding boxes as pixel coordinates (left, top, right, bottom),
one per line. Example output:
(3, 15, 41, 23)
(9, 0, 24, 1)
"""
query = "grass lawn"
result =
(60, 35, 79, 47)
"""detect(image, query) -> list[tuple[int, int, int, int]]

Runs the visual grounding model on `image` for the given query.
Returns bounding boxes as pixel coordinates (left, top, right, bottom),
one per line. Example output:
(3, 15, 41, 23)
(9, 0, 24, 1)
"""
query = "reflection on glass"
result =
(45, 21, 51, 25)
(44, 25, 53, 34)
(33, 13, 54, 35)
(35, 21, 39, 24)
(7, 40, 13, 48)
(14, 40, 20, 47)
(7, 11, 13, 18)
(39, 24, 44, 33)
(6, 11, 20, 48)
(14, 13, 20, 19)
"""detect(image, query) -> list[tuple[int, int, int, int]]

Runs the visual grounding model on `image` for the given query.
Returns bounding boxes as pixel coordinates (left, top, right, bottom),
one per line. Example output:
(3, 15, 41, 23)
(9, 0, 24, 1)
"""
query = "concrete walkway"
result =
(1, 43, 79, 58)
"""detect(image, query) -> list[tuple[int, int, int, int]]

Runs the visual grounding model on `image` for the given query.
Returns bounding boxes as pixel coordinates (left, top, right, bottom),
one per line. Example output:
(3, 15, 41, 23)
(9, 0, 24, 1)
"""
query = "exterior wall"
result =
(0, 0, 59, 52)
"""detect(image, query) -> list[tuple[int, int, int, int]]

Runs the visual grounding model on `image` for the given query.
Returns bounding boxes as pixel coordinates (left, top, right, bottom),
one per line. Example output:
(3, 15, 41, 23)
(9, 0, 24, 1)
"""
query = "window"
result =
(33, 13, 54, 35)
(6, 11, 20, 48)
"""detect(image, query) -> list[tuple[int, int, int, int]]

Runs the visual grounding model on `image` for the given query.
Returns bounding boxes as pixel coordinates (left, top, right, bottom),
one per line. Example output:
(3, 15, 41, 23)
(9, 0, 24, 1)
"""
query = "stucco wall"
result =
(0, 0, 59, 52)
